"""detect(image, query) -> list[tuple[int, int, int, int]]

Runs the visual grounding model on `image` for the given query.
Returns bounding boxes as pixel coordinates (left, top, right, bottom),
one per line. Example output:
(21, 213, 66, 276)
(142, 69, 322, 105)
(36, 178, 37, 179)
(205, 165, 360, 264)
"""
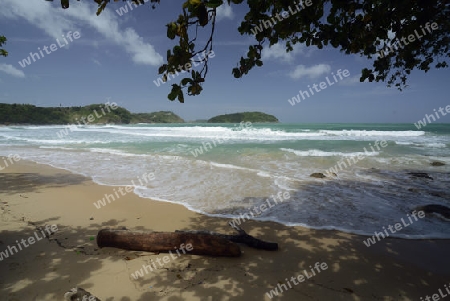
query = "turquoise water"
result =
(0, 123, 449, 238)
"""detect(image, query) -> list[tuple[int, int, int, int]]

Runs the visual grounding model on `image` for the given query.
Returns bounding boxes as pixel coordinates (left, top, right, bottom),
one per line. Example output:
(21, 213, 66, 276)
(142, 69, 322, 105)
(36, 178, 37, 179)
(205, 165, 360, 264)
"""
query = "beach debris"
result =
(96, 223, 278, 257)
(310, 173, 327, 178)
(407, 172, 433, 180)
(428, 191, 448, 198)
(431, 161, 445, 166)
(413, 204, 450, 220)
(64, 287, 101, 301)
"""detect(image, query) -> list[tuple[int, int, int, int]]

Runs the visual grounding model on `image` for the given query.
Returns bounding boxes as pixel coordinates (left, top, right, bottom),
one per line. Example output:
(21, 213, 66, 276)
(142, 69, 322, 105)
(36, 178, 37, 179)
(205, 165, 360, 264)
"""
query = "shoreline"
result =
(8, 157, 449, 240)
(1, 160, 450, 300)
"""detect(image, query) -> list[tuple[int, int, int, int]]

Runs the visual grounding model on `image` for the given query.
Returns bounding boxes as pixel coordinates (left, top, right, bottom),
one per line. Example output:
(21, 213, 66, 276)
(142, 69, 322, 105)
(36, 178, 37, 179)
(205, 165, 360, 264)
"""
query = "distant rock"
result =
(431, 161, 445, 166)
(428, 191, 448, 198)
(407, 172, 433, 180)
(413, 204, 450, 219)
(207, 112, 278, 123)
(408, 188, 420, 193)
(310, 173, 326, 178)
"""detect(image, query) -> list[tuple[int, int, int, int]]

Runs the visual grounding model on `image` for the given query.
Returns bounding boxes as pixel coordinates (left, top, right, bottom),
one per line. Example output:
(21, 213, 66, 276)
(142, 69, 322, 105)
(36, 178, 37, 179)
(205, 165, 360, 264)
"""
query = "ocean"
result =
(0, 123, 449, 239)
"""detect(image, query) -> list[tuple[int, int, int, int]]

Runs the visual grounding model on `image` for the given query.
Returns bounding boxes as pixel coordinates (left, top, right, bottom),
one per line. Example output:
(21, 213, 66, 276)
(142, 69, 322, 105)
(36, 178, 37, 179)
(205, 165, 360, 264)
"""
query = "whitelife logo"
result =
(0, 154, 20, 171)
(130, 243, 193, 279)
(93, 172, 155, 209)
(18, 31, 81, 68)
(56, 101, 118, 139)
(420, 283, 450, 301)
(287, 69, 350, 106)
(228, 191, 290, 228)
(250, 0, 313, 35)
(323, 140, 388, 177)
(378, 22, 439, 58)
(189, 121, 252, 157)
(115, 0, 152, 16)
(265, 262, 328, 298)
(414, 104, 450, 129)
(0, 225, 59, 261)
(362, 211, 425, 247)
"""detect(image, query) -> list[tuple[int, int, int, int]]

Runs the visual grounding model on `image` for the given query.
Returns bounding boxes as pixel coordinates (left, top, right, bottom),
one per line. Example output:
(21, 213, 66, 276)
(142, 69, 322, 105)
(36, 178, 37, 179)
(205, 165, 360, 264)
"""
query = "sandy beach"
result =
(1, 160, 449, 301)
(2, 0, 450, 300)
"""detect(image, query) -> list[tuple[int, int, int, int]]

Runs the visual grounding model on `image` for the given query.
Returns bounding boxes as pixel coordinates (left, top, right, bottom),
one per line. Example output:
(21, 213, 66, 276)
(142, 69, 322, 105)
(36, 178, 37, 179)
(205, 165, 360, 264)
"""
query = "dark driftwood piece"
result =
(414, 204, 450, 219)
(97, 229, 241, 257)
(64, 287, 101, 301)
(96, 223, 278, 257)
(175, 222, 278, 251)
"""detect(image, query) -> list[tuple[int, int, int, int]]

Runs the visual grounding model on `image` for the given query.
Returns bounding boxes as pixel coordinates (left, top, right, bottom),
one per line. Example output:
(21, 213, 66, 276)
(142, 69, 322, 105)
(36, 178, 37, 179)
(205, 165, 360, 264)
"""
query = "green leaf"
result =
(61, 0, 69, 9)
(181, 78, 192, 85)
(232, 68, 241, 78)
(205, 0, 223, 8)
(197, 3, 208, 26)
(167, 23, 177, 40)
(96, 1, 107, 16)
(177, 90, 185, 103)
(168, 89, 178, 101)
(158, 64, 168, 74)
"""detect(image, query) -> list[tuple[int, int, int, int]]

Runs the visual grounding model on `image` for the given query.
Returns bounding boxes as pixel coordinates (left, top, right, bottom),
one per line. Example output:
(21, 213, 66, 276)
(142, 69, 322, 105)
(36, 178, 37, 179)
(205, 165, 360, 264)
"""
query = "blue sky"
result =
(0, 0, 449, 123)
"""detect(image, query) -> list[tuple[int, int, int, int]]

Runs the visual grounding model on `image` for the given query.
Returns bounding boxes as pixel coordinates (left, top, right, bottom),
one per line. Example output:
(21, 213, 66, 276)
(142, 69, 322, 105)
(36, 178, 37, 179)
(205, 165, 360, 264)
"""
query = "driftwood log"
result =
(64, 287, 101, 301)
(97, 223, 278, 257)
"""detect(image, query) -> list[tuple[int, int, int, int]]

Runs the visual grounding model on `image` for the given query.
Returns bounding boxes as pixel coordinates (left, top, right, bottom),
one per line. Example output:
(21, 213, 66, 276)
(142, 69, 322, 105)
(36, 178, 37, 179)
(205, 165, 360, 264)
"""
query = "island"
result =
(207, 112, 279, 123)
(0, 103, 185, 125)
(130, 111, 184, 123)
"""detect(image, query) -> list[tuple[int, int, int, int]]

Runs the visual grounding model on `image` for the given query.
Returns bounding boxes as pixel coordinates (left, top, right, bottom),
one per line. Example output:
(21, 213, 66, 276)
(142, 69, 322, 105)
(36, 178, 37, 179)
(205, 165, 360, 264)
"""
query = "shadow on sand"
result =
(0, 169, 449, 300)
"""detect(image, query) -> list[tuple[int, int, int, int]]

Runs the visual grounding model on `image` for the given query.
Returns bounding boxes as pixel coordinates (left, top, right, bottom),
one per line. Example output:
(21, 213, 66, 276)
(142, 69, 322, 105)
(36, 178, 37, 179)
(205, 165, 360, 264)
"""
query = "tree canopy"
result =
(44, 0, 450, 102)
(0, 36, 8, 57)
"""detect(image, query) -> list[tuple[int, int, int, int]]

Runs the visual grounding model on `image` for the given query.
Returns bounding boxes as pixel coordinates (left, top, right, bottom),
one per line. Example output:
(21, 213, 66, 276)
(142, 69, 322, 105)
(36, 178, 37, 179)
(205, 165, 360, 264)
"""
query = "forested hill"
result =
(131, 111, 184, 123)
(0, 103, 185, 125)
(207, 112, 279, 123)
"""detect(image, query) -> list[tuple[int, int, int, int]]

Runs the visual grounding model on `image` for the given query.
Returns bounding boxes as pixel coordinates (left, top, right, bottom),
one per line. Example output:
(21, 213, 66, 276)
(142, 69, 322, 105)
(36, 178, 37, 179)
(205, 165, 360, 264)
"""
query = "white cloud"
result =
(339, 75, 364, 86)
(262, 42, 305, 62)
(0, 64, 25, 78)
(92, 58, 101, 66)
(214, 40, 253, 46)
(216, 4, 234, 21)
(289, 64, 331, 79)
(0, 0, 163, 66)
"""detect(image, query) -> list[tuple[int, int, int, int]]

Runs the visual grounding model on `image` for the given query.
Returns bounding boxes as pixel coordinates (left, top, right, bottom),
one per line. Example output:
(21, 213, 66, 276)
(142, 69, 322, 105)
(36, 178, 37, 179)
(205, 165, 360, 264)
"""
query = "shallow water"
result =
(1, 123, 449, 238)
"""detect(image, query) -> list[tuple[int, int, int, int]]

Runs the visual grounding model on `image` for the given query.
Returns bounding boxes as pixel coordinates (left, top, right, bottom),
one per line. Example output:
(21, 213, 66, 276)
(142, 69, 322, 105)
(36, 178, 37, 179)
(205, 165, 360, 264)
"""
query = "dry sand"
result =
(0, 160, 449, 300)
